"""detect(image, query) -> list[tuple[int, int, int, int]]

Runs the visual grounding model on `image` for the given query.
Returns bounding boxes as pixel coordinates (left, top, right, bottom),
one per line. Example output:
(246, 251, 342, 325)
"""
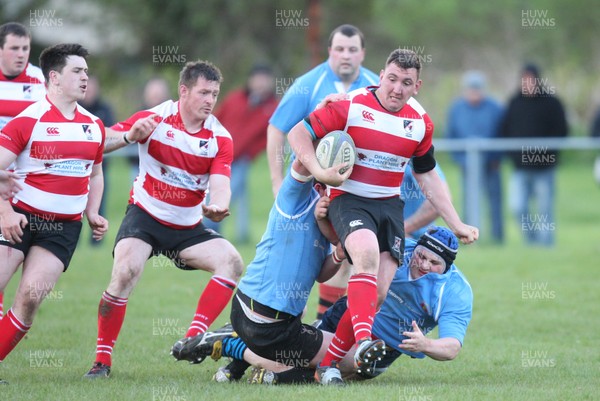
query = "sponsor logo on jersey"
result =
(362, 110, 375, 122)
(166, 130, 175, 140)
(357, 152, 367, 161)
(198, 139, 210, 156)
(81, 124, 93, 140)
(46, 127, 60, 135)
(23, 84, 32, 99)
(349, 219, 363, 228)
(403, 120, 414, 137)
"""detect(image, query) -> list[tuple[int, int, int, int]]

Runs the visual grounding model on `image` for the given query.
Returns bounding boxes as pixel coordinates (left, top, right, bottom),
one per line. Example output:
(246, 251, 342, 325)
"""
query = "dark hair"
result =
(522, 62, 541, 79)
(385, 48, 421, 76)
(0, 22, 31, 48)
(179, 60, 222, 88)
(328, 24, 365, 48)
(249, 63, 273, 77)
(39, 43, 89, 81)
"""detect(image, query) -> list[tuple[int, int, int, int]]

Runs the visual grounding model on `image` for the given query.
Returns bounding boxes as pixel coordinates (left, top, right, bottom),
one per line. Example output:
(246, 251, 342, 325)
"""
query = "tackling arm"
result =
(266, 124, 286, 197)
(399, 320, 462, 361)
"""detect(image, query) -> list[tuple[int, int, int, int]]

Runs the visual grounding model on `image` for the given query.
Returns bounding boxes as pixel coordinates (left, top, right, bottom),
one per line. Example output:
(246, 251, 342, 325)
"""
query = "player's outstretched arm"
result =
(103, 114, 159, 154)
(404, 180, 451, 235)
(399, 321, 462, 361)
(413, 169, 478, 244)
(202, 174, 231, 223)
(267, 124, 286, 197)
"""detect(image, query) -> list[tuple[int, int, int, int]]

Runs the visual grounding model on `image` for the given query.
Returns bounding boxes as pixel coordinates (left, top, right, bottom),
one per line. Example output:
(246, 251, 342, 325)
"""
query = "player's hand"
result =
(0, 209, 28, 244)
(314, 163, 353, 187)
(202, 203, 230, 222)
(87, 213, 109, 241)
(452, 223, 479, 244)
(0, 171, 22, 200)
(315, 93, 349, 110)
(127, 114, 161, 142)
(399, 321, 430, 353)
(314, 195, 330, 220)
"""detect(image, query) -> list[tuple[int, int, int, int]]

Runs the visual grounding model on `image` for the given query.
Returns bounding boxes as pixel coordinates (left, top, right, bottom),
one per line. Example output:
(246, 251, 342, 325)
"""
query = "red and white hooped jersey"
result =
(307, 86, 434, 199)
(0, 96, 105, 221)
(111, 100, 233, 229)
(0, 63, 46, 129)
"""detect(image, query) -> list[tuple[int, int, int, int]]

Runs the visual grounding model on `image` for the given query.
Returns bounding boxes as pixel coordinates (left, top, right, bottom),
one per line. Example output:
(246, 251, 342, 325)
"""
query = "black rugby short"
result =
(230, 290, 324, 368)
(328, 193, 405, 264)
(0, 207, 82, 270)
(114, 204, 222, 270)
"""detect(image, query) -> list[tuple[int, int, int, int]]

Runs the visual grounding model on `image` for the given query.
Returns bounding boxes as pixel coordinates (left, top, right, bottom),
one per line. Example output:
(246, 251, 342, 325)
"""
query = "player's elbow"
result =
(442, 340, 462, 361)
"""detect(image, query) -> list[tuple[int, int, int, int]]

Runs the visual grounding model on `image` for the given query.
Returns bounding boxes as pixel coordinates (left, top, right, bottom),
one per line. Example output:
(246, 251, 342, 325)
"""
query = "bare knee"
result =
(219, 249, 244, 281)
(107, 260, 144, 297)
(14, 286, 46, 324)
(345, 232, 380, 274)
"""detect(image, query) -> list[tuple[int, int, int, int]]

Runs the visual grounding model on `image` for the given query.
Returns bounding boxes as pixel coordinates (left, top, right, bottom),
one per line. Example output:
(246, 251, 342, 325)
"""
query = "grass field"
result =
(2, 152, 599, 401)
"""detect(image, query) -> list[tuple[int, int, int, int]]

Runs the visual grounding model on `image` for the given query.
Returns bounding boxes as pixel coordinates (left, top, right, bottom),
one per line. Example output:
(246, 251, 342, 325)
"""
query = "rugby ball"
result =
(315, 130, 357, 174)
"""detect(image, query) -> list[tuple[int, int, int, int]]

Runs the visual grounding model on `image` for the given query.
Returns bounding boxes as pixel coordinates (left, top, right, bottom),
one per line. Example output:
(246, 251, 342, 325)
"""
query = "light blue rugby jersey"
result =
(372, 239, 473, 359)
(237, 174, 329, 316)
(401, 163, 447, 238)
(269, 61, 379, 134)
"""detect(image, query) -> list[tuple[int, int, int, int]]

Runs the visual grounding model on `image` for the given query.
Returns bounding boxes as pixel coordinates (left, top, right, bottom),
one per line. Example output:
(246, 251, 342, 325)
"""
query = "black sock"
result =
(226, 359, 251, 380)
(276, 367, 316, 384)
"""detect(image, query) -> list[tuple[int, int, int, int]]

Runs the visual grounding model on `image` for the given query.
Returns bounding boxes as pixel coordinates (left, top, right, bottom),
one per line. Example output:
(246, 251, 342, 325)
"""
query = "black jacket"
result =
(500, 92, 568, 170)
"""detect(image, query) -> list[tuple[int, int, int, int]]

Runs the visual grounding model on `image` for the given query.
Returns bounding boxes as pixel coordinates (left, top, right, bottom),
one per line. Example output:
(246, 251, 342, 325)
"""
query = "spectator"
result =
(123, 77, 171, 181)
(591, 106, 600, 184)
(499, 63, 568, 246)
(446, 70, 504, 243)
(204, 65, 278, 244)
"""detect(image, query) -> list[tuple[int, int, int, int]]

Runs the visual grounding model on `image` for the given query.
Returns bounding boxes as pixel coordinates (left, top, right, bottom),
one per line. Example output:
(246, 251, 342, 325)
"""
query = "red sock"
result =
(321, 308, 355, 366)
(317, 283, 347, 319)
(186, 275, 236, 337)
(0, 309, 31, 362)
(0, 292, 3, 318)
(95, 291, 128, 366)
(347, 273, 378, 342)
